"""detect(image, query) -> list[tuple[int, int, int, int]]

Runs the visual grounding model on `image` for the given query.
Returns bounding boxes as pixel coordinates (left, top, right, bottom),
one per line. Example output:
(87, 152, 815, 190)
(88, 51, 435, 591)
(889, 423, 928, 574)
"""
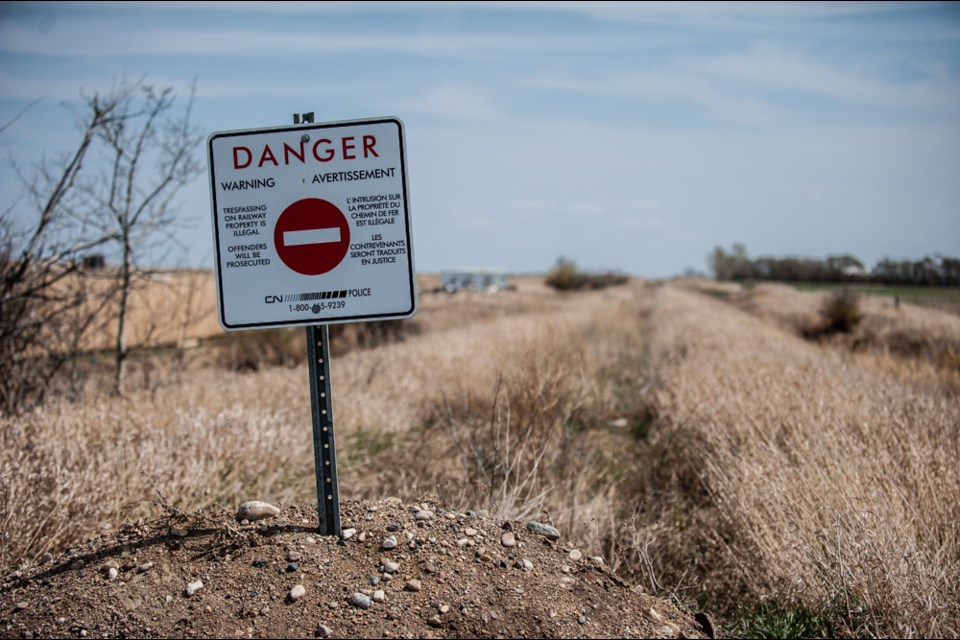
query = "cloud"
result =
(689, 45, 960, 114)
(393, 84, 505, 122)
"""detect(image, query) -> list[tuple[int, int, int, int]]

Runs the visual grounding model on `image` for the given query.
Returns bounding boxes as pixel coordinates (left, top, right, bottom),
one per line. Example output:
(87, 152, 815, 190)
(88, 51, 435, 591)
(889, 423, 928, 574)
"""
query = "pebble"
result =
(170, 527, 188, 538)
(315, 625, 333, 638)
(427, 615, 443, 627)
(236, 501, 280, 522)
(138, 562, 154, 573)
(500, 532, 517, 547)
(289, 584, 306, 602)
(372, 590, 386, 603)
(341, 528, 357, 540)
(107, 567, 119, 580)
(14, 601, 28, 611)
(457, 538, 474, 547)
(526, 521, 560, 540)
(404, 579, 422, 592)
(358, 531, 367, 542)
(658, 624, 677, 638)
(648, 608, 663, 622)
(349, 592, 372, 609)
(465, 527, 478, 537)
(513, 559, 533, 570)
(185, 580, 204, 597)
(287, 551, 301, 562)
(415, 510, 434, 521)
(39, 552, 53, 564)
(381, 536, 398, 550)
(568, 549, 583, 562)
(381, 560, 399, 574)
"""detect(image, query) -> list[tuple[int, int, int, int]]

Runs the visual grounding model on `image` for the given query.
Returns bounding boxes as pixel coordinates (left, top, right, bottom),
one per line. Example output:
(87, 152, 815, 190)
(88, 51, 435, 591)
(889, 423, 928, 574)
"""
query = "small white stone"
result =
(415, 510, 434, 520)
(381, 560, 399, 574)
(501, 532, 517, 547)
(568, 549, 583, 562)
(372, 590, 386, 603)
(342, 528, 357, 540)
(350, 592, 372, 609)
(381, 536, 398, 550)
(185, 580, 204, 597)
(236, 501, 280, 522)
(289, 584, 306, 602)
(107, 567, 119, 580)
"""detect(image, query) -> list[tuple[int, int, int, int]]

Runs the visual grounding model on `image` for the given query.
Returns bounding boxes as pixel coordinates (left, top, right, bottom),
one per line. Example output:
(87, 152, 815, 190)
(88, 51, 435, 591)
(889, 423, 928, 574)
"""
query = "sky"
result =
(1, 1, 959, 277)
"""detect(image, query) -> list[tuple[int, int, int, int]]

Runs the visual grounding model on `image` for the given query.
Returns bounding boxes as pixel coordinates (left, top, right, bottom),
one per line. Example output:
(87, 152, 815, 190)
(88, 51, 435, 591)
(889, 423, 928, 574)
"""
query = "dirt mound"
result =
(1, 499, 710, 639)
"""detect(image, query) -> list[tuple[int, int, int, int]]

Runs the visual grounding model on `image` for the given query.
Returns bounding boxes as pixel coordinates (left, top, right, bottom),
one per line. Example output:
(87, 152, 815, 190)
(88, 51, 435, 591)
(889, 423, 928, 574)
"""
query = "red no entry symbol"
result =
(274, 198, 351, 276)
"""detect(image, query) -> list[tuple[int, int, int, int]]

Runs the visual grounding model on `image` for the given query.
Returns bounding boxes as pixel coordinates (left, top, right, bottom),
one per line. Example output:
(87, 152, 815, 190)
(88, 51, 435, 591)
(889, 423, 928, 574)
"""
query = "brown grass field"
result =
(2, 273, 959, 636)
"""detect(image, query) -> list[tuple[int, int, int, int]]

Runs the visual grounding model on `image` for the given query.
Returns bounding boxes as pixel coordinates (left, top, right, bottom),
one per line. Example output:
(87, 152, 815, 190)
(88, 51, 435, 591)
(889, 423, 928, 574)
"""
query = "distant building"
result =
(440, 269, 509, 293)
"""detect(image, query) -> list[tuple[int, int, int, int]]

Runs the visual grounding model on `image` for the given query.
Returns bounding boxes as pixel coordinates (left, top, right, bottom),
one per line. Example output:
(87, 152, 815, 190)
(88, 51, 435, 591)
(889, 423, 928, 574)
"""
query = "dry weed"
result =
(647, 286, 960, 637)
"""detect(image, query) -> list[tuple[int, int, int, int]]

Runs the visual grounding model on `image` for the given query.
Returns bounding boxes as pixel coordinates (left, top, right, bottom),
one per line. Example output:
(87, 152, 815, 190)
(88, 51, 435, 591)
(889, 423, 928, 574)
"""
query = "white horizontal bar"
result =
(283, 227, 341, 246)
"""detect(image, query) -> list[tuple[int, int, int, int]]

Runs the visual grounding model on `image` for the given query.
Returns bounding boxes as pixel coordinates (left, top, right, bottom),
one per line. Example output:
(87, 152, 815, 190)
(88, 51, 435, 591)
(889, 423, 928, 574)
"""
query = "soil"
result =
(1, 499, 713, 639)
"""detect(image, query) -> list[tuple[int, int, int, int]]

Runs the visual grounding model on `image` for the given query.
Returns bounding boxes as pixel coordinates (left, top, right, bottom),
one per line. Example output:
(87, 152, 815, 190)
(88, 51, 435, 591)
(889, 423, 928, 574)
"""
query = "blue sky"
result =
(2, 1, 959, 277)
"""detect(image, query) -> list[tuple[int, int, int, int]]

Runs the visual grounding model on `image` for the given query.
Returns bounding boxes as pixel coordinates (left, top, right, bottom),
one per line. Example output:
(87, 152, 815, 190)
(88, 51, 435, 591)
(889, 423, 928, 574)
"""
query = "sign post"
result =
(207, 112, 416, 536)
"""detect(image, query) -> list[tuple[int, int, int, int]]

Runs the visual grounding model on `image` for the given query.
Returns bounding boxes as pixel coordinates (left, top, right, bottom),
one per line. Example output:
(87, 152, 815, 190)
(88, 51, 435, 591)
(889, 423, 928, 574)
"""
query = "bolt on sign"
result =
(207, 117, 417, 330)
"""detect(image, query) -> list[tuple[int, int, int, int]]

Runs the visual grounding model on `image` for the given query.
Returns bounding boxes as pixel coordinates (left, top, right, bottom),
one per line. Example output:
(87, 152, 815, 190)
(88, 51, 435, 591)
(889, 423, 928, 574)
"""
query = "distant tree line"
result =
(710, 244, 960, 286)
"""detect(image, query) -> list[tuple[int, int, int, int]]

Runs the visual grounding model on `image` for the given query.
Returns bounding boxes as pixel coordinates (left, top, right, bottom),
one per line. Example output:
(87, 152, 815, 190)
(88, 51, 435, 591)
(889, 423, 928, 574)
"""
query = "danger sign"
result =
(207, 117, 417, 330)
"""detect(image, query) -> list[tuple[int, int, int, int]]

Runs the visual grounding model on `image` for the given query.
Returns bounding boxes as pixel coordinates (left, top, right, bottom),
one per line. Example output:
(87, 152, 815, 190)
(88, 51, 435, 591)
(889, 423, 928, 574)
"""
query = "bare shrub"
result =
(545, 258, 629, 291)
(820, 287, 863, 333)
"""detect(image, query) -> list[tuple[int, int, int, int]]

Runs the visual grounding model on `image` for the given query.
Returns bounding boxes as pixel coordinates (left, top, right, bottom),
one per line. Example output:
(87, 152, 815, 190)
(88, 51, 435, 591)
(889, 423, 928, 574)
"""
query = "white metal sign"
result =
(208, 117, 417, 330)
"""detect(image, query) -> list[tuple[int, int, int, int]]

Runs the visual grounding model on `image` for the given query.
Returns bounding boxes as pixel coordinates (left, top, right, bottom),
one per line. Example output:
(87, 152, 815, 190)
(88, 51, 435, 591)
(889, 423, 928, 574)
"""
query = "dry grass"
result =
(3, 274, 959, 636)
(646, 286, 960, 637)
(1, 280, 651, 573)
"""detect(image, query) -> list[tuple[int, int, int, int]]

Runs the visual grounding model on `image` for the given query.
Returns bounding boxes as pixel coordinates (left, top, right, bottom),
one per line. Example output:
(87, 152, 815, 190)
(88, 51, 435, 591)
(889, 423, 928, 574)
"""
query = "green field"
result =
(793, 283, 960, 309)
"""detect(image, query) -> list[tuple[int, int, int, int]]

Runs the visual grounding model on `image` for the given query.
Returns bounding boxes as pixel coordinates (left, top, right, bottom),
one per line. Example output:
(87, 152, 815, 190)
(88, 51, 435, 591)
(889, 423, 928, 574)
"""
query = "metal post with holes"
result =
(295, 111, 341, 537)
(306, 324, 341, 537)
